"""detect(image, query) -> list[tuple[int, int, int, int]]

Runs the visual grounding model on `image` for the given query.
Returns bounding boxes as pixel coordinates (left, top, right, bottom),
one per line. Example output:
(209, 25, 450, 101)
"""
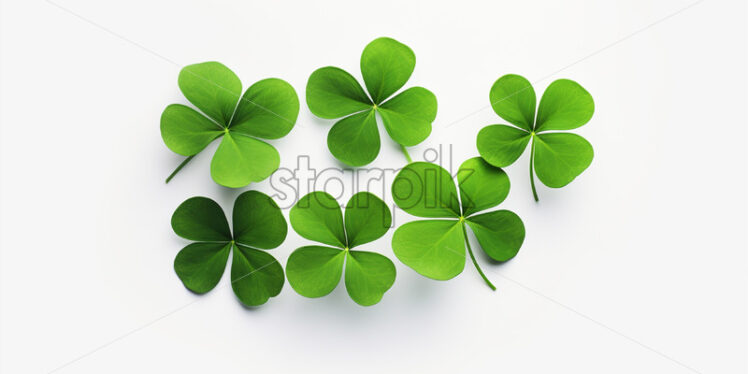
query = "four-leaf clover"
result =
(476, 74, 595, 201)
(306, 37, 437, 166)
(161, 61, 299, 187)
(286, 191, 396, 306)
(171, 191, 287, 306)
(391, 158, 525, 290)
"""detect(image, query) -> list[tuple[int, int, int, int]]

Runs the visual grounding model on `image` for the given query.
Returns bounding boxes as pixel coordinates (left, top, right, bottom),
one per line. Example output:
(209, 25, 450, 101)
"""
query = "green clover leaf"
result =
(391, 158, 525, 290)
(171, 191, 287, 307)
(286, 191, 396, 306)
(306, 37, 437, 166)
(161, 61, 299, 188)
(476, 74, 594, 201)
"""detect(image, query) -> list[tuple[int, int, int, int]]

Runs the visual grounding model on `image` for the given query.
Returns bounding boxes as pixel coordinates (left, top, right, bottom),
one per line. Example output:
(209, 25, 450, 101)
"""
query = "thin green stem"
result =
(165, 155, 195, 184)
(529, 135, 539, 202)
(461, 220, 496, 291)
(400, 144, 413, 164)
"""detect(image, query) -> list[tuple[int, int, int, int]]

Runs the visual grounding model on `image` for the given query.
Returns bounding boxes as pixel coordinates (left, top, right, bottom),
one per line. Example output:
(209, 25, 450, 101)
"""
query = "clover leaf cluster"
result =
(306, 37, 437, 166)
(477, 74, 595, 201)
(162, 37, 598, 308)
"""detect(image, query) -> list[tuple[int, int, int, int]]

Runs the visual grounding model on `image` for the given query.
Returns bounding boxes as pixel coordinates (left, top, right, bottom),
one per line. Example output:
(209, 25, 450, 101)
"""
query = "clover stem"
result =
(165, 155, 195, 183)
(461, 220, 496, 291)
(399, 144, 413, 164)
(529, 136, 539, 202)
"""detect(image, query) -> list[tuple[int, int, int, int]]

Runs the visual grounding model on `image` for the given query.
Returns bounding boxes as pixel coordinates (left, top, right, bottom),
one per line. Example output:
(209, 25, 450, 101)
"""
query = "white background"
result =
(1, 0, 746, 373)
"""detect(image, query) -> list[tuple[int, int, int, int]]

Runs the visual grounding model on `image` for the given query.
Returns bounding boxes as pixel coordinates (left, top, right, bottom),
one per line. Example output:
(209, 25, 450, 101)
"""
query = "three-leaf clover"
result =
(391, 158, 525, 290)
(476, 74, 595, 201)
(306, 37, 437, 166)
(171, 191, 287, 306)
(286, 191, 396, 306)
(161, 61, 299, 187)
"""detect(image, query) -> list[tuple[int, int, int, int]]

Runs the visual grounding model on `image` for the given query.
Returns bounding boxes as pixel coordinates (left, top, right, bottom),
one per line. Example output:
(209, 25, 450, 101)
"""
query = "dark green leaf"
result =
(457, 157, 510, 217)
(306, 67, 372, 119)
(178, 62, 241, 126)
(286, 245, 345, 298)
(160, 104, 223, 156)
(170, 193, 289, 307)
(534, 133, 594, 187)
(171, 197, 231, 241)
(290, 192, 347, 248)
(344, 192, 391, 248)
(345, 250, 396, 306)
(391, 220, 465, 280)
(173, 242, 231, 293)
(535, 79, 594, 132)
(230, 244, 284, 306)
(360, 37, 416, 104)
(466, 210, 525, 261)
(378, 87, 437, 146)
(210, 133, 280, 188)
(476, 124, 531, 167)
(392, 162, 461, 218)
(233, 191, 287, 249)
(230, 78, 299, 139)
(489, 74, 536, 131)
(327, 109, 380, 166)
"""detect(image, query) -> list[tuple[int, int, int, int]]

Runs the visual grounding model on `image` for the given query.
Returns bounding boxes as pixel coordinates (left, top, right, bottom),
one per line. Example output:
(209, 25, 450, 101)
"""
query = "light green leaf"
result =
(306, 39, 435, 165)
(233, 191, 287, 249)
(173, 242, 231, 293)
(290, 192, 347, 248)
(489, 74, 536, 131)
(344, 192, 391, 248)
(345, 251, 396, 306)
(306, 67, 372, 119)
(466, 210, 525, 261)
(476, 124, 531, 167)
(535, 79, 594, 132)
(327, 109, 380, 166)
(534, 133, 594, 188)
(160, 104, 223, 156)
(171, 197, 231, 241)
(392, 220, 465, 280)
(457, 157, 510, 217)
(230, 244, 284, 307)
(378, 87, 437, 146)
(286, 246, 345, 298)
(360, 37, 416, 104)
(481, 76, 595, 200)
(178, 62, 241, 126)
(392, 162, 461, 218)
(210, 133, 280, 188)
(230, 78, 299, 139)
(164, 63, 299, 186)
